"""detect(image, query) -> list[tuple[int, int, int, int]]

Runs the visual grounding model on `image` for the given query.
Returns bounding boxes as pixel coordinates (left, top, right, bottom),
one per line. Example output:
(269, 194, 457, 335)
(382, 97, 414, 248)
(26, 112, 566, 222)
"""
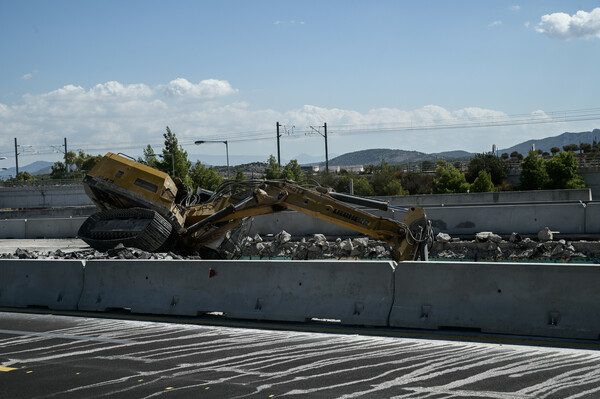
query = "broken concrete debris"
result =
(0, 229, 597, 262)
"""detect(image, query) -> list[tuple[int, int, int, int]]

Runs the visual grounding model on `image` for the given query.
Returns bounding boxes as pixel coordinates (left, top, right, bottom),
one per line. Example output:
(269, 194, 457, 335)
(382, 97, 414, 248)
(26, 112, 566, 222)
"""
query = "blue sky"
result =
(1, 0, 600, 168)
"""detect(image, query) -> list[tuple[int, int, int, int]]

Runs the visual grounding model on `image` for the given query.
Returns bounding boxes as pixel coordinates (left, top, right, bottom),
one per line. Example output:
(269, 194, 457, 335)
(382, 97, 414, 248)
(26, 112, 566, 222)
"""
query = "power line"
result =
(1, 106, 600, 157)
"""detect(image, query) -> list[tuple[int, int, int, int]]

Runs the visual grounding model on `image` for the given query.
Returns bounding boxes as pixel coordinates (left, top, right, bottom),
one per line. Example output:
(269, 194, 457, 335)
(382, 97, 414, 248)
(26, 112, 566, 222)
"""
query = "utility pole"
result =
(276, 122, 281, 166)
(64, 137, 68, 177)
(14, 138, 19, 176)
(324, 122, 329, 173)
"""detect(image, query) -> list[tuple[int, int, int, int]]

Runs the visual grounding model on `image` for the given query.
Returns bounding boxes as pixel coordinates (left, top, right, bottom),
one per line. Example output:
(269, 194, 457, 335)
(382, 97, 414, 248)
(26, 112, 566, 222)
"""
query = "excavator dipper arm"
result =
(184, 180, 432, 261)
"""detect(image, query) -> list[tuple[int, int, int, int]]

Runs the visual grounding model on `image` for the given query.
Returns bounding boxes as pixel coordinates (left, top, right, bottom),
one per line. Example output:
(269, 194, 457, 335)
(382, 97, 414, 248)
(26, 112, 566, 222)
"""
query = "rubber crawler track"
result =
(77, 207, 173, 252)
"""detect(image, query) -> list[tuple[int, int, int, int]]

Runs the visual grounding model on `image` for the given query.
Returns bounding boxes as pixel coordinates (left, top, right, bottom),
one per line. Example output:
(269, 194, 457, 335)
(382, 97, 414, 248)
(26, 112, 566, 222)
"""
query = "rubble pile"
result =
(1, 229, 598, 262)
(240, 229, 599, 262)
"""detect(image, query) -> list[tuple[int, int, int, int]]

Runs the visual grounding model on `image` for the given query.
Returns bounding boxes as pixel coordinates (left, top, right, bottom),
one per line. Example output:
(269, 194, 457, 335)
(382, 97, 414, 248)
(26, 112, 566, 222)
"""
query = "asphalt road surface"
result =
(1, 310, 600, 398)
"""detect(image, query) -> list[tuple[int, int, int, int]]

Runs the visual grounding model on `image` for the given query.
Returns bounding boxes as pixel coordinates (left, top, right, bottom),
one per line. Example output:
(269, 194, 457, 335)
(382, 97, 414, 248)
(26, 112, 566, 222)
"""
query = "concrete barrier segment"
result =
(0, 219, 26, 239)
(25, 217, 86, 238)
(423, 203, 587, 235)
(78, 259, 395, 326)
(0, 259, 84, 310)
(390, 261, 600, 340)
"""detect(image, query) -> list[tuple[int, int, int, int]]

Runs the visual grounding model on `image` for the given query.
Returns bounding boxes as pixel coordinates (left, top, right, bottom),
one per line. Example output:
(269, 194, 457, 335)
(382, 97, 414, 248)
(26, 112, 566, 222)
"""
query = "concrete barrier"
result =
(0, 185, 93, 208)
(377, 188, 593, 207)
(25, 217, 86, 239)
(586, 202, 600, 233)
(248, 202, 594, 237)
(0, 259, 84, 310)
(389, 261, 600, 340)
(78, 259, 394, 326)
(0, 219, 26, 239)
(0, 217, 87, 239)
(423, 202, 588, 235)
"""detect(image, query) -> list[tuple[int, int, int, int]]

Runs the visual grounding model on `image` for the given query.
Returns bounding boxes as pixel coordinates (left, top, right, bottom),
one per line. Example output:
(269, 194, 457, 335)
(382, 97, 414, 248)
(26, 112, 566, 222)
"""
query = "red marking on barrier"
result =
(209, 268, 216, 278)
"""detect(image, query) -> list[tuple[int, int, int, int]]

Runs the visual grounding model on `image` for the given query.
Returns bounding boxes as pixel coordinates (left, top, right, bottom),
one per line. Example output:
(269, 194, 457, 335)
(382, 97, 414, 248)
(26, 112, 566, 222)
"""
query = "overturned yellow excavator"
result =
(79, 152, 433, 261)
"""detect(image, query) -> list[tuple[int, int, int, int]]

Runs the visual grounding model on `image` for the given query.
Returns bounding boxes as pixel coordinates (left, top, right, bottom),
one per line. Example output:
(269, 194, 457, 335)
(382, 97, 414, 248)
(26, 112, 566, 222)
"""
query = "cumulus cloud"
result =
(488, 21, 502, 27)
(510, 5, 520, 12)
(162, 78, 238, 99)
(536, 8, 600, 39)
(0, 78, 587, 164)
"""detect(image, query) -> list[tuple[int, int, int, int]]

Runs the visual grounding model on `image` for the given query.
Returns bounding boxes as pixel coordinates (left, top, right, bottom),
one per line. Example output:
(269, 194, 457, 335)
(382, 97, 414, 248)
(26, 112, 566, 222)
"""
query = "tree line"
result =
(9, 127, 589, 195)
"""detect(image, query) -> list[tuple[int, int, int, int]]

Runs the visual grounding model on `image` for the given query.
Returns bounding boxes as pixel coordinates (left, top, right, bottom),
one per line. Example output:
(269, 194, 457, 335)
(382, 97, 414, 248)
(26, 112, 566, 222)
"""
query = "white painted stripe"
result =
(0, 329, 134, 344)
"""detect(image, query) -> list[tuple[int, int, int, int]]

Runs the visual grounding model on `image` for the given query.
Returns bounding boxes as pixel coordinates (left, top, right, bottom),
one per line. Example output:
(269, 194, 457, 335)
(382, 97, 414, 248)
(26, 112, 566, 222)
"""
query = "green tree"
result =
(545, 151, 585, 189)
(519, 151, 548, 190)
(470, 170, 495, 193)
(50, 150, 102, 179)
(234, 169, 246, 180)
(466, 153, 507, 185)
(336, 173, 354, 193)
(371, 159, 403, 196)
(550, 147, 560, 156)
(433, 161, 470, 194)
(139, 144, 160, 168)
(283, 159, 305, 181)
(316, 171, 337, 188)
(353, 176, 375, 196)
(74, 151, 102, 174)
(510, 151, 523, 160)
(189, 161, 223, 191)
(50, 151, 76, 179)
(160, 126, 192, 182)
(401, 171, 434, 195)
(382, 179, 408, 196)
(264, 155, 282, 179)
(580, 142, 592, 153)
(563, 143, 579, 152)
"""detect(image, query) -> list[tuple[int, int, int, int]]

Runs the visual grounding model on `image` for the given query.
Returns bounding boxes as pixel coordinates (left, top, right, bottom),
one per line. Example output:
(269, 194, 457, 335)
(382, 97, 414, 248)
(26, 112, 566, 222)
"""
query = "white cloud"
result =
(162, 78, 238, 99)
(510, 5, 520, 12)
(21, 70, 38, 80)
(536, 8, 600, 39)
(488, 21, 502, 27)
(0, 79, 593, 164)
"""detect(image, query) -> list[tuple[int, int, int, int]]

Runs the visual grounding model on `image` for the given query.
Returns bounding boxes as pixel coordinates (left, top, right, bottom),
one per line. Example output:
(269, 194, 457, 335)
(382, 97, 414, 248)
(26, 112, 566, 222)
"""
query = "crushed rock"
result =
(1, 231, 599, 262)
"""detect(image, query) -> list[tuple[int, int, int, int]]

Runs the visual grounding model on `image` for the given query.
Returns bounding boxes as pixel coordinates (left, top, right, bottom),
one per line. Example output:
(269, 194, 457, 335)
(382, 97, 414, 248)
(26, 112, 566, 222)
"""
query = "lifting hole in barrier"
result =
(549, 311, 561, 326)
(354, 302, 364, 315)
(421, 305, 432, 320)
(255, 298, 264, 311)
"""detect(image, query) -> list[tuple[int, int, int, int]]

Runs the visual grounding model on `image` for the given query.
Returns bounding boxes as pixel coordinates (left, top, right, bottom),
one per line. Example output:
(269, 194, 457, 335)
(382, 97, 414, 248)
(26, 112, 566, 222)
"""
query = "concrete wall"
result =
(0, 186, 597, 238)
(0, 185, 93, 208)
(79, 259, 394, 326)
(0, 201, 597, 238)
(247, 201, 598, 237)
(390, 261, 600, 340)
(0, 217, 86, 239)
(580, 167, 600, 199)
(1, 258, 598, 340)
(375, 188, 592, 207)
(0, 184, 592, 210)
(0, 259, 84, 310)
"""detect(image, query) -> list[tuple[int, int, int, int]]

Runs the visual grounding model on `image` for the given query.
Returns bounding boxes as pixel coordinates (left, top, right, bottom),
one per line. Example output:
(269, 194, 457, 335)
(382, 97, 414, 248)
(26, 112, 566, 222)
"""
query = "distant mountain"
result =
(0, 160, 54, 178)
(499, 129, 600, 155)
(324, 148, 473, 167)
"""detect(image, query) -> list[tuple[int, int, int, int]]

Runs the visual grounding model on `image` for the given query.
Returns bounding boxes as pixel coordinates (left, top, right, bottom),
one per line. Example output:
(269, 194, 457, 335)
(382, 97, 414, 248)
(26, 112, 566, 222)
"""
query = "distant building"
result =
(306, 165, 364, 173)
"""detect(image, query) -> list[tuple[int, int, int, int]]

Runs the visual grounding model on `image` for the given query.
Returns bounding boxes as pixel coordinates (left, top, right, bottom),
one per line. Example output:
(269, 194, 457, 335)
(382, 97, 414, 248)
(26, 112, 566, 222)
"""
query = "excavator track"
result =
(78, 207, 173, 252)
